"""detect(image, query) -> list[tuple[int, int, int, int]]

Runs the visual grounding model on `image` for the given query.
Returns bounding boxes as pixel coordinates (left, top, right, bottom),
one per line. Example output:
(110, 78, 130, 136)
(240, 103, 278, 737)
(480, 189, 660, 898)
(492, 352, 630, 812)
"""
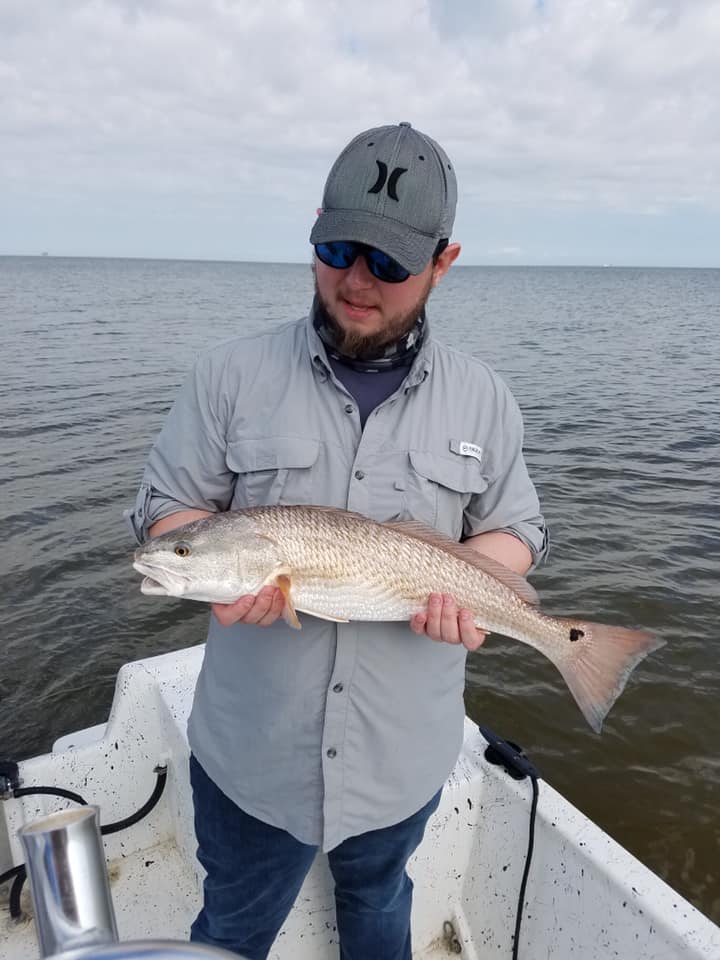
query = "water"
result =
(2, 256, 719, 922)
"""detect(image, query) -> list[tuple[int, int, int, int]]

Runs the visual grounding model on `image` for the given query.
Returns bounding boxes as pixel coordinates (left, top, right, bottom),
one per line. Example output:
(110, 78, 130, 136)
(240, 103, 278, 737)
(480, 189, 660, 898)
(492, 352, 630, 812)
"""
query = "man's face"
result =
(313, 249, 439, 358)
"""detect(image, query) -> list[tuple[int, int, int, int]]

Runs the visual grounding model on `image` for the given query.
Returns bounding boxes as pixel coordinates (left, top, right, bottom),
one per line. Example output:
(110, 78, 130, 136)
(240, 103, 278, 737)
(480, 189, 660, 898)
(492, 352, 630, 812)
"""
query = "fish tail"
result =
(551, 621, 665, 733)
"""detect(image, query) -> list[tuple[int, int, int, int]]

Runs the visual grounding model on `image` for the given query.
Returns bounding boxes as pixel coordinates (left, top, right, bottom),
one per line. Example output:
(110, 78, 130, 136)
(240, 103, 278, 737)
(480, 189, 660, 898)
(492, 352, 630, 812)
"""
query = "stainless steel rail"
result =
(19, 806, 118, 957)
(18, 802, 244, 960)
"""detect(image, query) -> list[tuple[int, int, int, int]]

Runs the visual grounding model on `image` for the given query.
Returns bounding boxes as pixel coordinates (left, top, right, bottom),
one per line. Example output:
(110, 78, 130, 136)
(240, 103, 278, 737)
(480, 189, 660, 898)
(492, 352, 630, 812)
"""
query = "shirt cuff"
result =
(124, 482, 199, 544)
(498, 521, 549, 571)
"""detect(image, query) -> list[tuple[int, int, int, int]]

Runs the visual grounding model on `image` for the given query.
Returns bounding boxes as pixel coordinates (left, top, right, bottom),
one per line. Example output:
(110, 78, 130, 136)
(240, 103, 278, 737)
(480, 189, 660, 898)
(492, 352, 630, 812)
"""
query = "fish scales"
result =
(251, 505, 532, 628)
(133, 504, 664, 732)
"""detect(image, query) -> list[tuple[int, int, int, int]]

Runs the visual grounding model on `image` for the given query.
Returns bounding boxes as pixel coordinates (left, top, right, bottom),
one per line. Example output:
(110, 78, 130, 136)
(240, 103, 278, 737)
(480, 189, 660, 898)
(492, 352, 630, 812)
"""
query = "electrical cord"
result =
(479, 726, 540, 960)
(0, 763, 167, 919)
(100, 765, 168, 835)
(3, 734, 538, 950)
(14, 785, 88, 805)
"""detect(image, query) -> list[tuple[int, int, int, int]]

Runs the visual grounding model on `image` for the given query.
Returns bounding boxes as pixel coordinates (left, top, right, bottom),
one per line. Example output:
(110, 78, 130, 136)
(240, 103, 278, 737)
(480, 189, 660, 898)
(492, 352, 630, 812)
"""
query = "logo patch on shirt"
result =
(457, 441, 483, 463)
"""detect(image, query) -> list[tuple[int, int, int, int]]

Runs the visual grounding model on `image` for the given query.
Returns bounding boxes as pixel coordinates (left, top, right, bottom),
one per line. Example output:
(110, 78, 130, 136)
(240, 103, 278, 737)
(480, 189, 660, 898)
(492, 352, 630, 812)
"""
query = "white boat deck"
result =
(2, 645, 719, 959)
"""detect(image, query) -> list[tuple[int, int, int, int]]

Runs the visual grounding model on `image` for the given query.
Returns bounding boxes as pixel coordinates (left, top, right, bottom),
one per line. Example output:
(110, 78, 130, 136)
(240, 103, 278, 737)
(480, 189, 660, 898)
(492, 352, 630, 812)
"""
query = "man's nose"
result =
(345, 254, 374, 287)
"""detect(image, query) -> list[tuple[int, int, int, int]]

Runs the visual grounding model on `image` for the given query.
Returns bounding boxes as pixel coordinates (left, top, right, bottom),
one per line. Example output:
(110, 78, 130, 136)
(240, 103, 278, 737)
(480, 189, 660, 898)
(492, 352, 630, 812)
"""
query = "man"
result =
(127, 121, 547, 960)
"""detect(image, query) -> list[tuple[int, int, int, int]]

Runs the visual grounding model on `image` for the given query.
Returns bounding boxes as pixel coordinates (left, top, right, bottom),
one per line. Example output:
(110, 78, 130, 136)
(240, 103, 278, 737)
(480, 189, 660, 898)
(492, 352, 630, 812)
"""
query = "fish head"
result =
(133, 512, 281, 603)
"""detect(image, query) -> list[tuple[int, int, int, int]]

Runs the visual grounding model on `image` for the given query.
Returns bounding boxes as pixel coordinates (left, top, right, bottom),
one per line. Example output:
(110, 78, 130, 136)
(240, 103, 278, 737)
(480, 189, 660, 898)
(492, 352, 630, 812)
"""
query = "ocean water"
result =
(1, 256, 719, 922)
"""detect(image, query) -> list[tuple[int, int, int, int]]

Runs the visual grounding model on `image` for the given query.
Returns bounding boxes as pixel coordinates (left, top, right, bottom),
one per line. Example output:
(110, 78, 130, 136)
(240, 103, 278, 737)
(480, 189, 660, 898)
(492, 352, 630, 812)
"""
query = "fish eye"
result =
(174, 542, 191, 558)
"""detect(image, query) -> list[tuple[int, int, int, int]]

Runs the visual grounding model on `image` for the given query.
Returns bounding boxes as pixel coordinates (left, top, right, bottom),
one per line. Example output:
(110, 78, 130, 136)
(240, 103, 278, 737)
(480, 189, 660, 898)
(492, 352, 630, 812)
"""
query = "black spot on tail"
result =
(570, 628, 585, 642)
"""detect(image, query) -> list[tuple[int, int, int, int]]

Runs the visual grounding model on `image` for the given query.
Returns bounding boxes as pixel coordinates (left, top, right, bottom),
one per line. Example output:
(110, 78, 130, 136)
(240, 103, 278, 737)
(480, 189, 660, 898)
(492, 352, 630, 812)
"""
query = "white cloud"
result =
(0, 0, 718, 262)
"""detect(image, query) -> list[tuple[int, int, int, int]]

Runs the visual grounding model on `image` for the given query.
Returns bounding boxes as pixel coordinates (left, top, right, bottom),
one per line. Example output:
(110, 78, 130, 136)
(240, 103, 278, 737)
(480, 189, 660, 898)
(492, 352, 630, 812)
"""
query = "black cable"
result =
(14, 785, 88, 805)
(100, 765, 167, 835)
(2, 764, 167, 920)
(9, 867, 25, 920)
(0, 863, 24, 888)
(479, 727, 540, 960)
(0, 782, 87, 905)
(512, 773, 539, 960)
(3, 783, 88, 918)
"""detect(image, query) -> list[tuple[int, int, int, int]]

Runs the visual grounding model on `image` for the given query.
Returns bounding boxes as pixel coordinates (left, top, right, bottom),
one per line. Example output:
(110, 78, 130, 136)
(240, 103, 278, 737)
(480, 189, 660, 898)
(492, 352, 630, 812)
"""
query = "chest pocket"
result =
(227, 437, 320, 508)
(402, 451, 489, 539)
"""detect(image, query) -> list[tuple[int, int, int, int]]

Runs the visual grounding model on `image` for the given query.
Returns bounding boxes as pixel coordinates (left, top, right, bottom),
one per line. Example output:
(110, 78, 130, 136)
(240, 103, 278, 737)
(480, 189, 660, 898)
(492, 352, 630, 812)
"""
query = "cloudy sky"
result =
(2, 0, 718, 266)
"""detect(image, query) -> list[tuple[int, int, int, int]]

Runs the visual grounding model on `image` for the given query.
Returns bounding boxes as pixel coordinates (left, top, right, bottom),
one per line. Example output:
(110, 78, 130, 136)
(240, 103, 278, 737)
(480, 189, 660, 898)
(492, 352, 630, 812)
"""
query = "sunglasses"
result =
(314, 239, 449, 285)
(315, 239, 450, 283)
(314, 241, 412, 283)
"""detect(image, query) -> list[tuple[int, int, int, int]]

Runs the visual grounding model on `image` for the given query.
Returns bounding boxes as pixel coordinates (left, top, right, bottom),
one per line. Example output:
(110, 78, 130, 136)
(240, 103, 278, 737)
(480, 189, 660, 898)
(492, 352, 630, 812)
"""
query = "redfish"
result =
(133, 505, 663, 732)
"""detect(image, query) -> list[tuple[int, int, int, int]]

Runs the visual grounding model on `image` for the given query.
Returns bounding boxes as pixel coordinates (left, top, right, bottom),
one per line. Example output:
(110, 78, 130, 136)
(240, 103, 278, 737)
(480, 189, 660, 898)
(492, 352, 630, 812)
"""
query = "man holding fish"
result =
(128, 122, 558, 960)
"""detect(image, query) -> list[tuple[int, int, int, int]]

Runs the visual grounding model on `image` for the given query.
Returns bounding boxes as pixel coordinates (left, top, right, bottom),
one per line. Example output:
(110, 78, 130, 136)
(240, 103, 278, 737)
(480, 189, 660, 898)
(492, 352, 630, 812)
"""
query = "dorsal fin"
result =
(383, 519, 539, 606)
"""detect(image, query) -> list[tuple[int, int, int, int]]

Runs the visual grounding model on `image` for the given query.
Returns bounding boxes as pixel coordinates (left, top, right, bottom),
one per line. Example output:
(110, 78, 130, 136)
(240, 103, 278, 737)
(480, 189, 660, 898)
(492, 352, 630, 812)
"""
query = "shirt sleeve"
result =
(462, 379, 548, 569)
(124, 348, 237, 544)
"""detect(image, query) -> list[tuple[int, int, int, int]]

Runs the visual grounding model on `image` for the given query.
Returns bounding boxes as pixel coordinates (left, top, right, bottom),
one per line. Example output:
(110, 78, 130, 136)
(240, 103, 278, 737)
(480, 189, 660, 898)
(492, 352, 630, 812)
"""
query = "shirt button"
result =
(354, 470, 365, 480)
(344, 403, 354, 414)
(326, 748, 337, 758)
(332, 683, 344, 693)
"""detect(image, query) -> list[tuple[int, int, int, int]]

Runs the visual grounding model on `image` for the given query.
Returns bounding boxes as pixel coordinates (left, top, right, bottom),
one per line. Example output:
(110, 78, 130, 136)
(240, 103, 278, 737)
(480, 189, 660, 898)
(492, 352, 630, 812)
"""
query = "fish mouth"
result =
(140, 576, 170, 595)
(133, 560, 189, 597)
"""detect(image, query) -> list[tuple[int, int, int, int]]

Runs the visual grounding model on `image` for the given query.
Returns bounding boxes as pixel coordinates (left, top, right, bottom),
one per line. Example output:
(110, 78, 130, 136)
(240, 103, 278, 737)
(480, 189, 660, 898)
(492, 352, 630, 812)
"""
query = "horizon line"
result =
(1, 253, 718, 270)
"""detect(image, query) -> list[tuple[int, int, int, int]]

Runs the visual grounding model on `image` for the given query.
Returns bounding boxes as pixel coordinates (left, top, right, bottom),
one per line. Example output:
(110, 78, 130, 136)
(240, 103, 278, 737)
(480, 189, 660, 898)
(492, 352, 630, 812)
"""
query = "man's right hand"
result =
(211, 586, 286, 628)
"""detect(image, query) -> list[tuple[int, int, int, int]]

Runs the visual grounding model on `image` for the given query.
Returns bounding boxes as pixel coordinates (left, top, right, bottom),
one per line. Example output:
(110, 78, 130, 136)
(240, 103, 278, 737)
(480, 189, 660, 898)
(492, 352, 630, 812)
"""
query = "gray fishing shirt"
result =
(126, 310, 547, 852)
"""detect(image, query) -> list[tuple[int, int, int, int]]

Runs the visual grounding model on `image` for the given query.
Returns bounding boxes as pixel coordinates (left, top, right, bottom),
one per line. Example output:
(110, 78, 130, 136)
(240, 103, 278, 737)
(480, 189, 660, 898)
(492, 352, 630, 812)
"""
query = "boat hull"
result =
(2, 645, 718, 958)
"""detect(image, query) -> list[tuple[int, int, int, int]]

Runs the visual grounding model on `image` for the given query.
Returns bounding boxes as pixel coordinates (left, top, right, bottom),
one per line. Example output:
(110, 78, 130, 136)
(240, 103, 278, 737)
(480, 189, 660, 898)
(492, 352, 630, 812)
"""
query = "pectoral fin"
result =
(261, 568, 350, 627)
(274, 572, 302, 630)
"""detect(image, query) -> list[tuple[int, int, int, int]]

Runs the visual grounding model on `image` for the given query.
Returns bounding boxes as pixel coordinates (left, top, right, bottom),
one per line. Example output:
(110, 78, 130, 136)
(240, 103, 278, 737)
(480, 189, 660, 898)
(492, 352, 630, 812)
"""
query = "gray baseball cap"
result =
(310, 121, 457, 275)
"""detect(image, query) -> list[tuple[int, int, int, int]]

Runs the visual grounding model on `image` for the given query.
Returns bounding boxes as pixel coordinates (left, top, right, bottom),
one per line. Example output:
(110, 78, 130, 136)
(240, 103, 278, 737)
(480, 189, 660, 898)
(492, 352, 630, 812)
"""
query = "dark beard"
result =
(313, 273, 433, 360)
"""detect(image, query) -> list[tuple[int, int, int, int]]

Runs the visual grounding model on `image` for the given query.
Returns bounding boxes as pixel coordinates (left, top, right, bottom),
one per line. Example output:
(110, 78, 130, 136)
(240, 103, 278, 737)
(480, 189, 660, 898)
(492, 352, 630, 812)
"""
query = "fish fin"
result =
(550, 620, 665, 733)
(384, 520, 539, 606)
(262, 565, 350, 625)
(268, 571, 302, 631)
(295, 608, 350, 623)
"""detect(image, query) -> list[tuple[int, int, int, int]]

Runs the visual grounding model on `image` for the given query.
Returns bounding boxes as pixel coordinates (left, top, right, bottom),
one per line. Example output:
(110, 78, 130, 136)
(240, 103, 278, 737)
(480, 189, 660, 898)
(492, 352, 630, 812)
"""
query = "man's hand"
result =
(410, 593, 487, 652)
(409, 531, 531, 651)
(212, 587, 286, 628)
(214, 587, 488, 647)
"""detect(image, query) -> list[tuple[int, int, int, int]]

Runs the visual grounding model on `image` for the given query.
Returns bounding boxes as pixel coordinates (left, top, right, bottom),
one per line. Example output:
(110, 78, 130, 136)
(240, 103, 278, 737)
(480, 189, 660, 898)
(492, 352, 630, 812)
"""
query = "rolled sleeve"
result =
(124, 348, 237, 544)
(463, 384, 548, 568)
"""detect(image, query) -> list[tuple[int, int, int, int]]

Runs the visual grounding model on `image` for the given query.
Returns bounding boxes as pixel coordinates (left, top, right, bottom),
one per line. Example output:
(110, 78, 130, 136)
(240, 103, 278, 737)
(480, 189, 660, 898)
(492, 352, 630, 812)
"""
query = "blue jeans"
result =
(189, 755, 441, 960)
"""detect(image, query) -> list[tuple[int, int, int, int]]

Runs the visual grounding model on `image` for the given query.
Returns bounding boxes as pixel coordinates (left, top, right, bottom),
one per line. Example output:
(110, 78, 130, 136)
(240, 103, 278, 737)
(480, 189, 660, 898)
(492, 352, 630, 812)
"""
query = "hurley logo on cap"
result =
(309, 121, 457, 275)
(367, 162, 408, 201)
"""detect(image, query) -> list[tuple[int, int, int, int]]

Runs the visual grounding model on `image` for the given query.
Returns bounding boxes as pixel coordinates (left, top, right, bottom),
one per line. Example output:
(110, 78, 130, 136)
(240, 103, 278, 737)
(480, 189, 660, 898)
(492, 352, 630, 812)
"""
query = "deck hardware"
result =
(443, 919, 463, 953)
(1, 763, 168, 921)
(0, 761, 21, 799)
(20, 806, 118, 955)
(479, 727, 541, 960)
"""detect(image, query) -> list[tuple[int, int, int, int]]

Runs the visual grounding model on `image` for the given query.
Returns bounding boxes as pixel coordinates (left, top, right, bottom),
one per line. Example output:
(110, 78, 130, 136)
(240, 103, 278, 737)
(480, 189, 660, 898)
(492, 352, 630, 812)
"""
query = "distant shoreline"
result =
(1, 254, 717, 270)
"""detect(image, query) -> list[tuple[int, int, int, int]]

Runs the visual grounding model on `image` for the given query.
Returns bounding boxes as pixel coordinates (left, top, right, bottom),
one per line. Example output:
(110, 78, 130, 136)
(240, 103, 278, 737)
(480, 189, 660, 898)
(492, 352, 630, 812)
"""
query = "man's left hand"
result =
(410, 593, 487, 651)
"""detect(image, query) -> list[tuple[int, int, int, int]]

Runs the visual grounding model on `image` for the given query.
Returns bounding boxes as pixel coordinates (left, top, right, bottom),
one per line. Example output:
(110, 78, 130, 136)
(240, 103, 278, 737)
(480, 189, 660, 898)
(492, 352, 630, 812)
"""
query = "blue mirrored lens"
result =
(315, 242, 356, 269)
(314, 242, 410, 283)
(366, 249, 411, 282)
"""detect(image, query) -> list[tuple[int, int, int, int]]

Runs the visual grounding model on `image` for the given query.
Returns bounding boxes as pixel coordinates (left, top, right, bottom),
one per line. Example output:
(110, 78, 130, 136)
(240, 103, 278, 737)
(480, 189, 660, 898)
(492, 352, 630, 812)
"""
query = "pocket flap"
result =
(227, 437, 320, 473)
(409, 449, 488, 495)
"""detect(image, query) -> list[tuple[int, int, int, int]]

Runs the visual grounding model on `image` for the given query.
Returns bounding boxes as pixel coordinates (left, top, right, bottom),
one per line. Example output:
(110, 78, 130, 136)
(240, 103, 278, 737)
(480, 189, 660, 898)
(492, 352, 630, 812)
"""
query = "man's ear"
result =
(432, 242, 461, 287)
